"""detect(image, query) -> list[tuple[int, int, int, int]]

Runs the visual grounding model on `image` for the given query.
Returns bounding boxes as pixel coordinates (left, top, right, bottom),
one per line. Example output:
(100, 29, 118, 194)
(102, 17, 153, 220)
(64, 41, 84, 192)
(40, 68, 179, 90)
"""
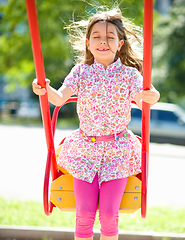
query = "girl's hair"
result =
(68, 7, 143, 73)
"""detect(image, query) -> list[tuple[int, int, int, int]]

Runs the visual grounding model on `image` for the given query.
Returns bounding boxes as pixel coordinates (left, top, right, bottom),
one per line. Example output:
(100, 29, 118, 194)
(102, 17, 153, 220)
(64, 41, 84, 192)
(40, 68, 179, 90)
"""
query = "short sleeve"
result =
(63, 64, 80, 95)
(129, 68, 143, 100)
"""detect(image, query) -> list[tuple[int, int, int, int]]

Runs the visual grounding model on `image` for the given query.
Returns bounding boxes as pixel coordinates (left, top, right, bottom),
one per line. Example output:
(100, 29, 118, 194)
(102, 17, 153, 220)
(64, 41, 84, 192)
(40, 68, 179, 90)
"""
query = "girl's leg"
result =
(75, 237, 92, 240)
(100, 235, 118, 240)
(73, 174, 99, 239)
(99, 177, 128, 239)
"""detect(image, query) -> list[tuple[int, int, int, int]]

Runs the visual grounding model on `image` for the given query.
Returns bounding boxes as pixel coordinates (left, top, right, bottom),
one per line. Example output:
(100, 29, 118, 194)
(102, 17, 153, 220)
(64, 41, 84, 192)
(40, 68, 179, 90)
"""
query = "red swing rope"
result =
(25, 0, 58, 215)
(25, 0, 58, 179)
(141, 0, 153, 219)
(25, 0, 153, 218)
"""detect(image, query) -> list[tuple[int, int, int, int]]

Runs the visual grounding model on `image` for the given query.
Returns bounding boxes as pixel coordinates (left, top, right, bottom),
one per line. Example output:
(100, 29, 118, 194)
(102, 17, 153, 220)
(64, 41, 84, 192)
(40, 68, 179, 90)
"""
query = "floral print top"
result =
(58, 58, 143, 186)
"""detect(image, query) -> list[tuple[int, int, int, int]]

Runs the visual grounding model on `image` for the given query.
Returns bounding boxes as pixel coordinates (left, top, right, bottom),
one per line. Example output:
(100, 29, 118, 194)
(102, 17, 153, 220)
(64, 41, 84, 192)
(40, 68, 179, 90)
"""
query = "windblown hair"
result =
(67, 7, 143, 73)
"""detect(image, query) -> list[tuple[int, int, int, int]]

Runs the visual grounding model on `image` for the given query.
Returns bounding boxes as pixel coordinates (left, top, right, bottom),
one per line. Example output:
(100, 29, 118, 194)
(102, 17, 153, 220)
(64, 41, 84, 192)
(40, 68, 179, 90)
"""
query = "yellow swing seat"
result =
(50, 138, 142, 213)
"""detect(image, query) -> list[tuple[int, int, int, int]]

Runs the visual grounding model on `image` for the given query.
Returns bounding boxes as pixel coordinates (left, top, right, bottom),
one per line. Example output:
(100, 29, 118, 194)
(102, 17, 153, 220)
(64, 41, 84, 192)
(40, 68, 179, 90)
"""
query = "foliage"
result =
(0, 0, 144, 95)
(152, 0, 185, 105)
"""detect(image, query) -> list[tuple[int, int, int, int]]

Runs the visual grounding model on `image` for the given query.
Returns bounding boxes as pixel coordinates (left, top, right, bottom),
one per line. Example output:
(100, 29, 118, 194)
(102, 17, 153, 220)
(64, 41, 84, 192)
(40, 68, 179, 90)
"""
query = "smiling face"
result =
(86, 21, 124, 69)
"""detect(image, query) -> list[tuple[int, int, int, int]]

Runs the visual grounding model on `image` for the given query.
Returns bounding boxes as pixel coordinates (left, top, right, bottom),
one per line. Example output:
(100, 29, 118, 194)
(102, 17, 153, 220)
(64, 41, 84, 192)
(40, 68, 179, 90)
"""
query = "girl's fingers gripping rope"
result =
(141, 86, 160, 105)
(32, 78, 50, 96)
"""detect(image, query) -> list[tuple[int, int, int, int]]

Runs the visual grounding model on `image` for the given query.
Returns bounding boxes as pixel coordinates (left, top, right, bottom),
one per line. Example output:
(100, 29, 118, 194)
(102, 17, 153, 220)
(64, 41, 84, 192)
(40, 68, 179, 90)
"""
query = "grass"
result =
(1, 197, 185, 233)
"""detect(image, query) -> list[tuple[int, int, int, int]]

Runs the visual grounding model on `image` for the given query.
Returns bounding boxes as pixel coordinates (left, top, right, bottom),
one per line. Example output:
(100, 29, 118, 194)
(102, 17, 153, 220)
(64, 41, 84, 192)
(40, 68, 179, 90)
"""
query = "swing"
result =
(50, 97, 142, 214)
(26, 0, 153, 218)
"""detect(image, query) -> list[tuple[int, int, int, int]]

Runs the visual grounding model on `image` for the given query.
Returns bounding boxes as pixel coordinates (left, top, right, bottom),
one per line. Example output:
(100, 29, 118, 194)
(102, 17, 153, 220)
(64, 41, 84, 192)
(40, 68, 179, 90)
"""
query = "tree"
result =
(0, 0, 144, 97)
(152, 0, 185, 105)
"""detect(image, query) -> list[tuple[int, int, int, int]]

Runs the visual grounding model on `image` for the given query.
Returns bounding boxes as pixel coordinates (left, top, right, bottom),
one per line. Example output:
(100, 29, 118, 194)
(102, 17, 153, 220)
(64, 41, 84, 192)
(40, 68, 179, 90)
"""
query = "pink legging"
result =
(73, 174, 128, 238)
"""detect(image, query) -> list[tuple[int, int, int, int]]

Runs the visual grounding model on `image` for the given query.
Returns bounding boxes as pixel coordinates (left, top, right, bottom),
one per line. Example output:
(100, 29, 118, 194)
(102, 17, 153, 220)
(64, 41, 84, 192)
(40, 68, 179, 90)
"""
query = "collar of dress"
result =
(93, 58, 122, 71)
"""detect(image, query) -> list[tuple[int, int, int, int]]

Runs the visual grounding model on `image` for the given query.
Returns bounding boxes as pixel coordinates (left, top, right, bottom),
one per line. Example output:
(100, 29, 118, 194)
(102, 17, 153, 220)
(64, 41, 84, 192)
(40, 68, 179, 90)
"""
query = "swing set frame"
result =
(25, 0, 153, 219)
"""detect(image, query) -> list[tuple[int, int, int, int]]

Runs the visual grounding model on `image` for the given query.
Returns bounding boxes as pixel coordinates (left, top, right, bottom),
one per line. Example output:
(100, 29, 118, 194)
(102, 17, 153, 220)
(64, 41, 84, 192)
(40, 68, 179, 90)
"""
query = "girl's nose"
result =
(100, 37, 107, 44)
(100, 39, 107, 44)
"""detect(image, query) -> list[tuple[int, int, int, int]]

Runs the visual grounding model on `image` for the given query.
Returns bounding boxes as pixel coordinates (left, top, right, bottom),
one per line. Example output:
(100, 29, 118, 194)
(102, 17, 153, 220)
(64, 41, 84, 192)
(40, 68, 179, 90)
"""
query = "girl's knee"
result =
(99, 210, 119, 236)
(99, 211, 119, 227)
(75, 209, 96, 238)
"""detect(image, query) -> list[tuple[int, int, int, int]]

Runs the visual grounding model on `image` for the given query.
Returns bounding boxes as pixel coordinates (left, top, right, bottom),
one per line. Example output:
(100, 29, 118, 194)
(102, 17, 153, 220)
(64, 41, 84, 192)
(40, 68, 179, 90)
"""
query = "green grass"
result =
(1, 197, 185, 233)
(57, 118, 78, 128)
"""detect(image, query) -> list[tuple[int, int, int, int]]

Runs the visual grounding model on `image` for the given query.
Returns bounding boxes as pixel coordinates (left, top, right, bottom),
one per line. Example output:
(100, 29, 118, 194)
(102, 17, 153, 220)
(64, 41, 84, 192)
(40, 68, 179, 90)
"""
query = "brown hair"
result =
(68, 7, 143, 73)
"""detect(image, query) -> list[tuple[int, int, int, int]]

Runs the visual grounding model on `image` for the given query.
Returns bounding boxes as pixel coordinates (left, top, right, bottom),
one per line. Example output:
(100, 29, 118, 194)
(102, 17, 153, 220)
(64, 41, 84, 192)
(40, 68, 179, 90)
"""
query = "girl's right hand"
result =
(32, 78, 50, 96)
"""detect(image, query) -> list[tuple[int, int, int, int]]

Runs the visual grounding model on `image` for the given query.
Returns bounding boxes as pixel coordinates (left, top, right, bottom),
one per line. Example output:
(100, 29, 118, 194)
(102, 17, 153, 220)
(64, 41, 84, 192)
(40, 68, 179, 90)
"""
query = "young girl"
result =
(33, 7, 160, 240)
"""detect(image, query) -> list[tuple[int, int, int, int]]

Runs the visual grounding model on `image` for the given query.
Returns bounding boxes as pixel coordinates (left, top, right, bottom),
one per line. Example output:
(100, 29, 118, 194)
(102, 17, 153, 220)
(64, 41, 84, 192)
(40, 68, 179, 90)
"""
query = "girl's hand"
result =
(32, 78, 50, 96)
(134, 85, 160, 110)
(32, 78, 73, 106)
(141, 85, 160, 105)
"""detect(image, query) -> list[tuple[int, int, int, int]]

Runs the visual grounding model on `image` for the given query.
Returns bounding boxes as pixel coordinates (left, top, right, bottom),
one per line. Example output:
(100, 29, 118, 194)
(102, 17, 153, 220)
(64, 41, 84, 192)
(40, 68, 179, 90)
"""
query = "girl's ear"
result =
(86, 38, 90, 49)
(118, 39, 124, 51)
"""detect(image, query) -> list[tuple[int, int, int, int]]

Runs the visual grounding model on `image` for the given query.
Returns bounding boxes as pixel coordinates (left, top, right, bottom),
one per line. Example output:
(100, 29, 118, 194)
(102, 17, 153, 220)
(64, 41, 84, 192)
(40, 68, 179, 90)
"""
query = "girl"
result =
(33, 7, 160, 240)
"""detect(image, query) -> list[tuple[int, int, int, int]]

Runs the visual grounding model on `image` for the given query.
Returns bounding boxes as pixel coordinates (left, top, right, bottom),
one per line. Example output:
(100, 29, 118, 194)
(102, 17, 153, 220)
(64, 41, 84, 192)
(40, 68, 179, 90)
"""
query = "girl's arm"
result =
(32, 79, 73, 106)
(134, 85, 160, 110)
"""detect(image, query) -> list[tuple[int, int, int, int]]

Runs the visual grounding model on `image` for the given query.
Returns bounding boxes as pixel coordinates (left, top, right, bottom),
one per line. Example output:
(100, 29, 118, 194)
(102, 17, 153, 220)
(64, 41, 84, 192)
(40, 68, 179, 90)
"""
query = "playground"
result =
(1, 1, 185, 239)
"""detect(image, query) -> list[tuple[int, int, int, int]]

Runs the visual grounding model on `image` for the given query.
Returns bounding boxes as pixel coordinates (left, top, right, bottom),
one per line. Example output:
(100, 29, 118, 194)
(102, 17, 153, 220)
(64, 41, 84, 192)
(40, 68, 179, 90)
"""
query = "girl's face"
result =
(86, 21, 123, 69)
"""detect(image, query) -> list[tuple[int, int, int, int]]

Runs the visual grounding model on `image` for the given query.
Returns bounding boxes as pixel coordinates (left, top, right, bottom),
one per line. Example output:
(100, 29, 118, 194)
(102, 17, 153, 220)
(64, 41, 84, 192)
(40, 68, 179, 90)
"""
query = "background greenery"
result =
(152, 0, 185, 104)
(1, 197, 185, 233)
(0, 0, 145, 94)
(1, 0, 185, 106)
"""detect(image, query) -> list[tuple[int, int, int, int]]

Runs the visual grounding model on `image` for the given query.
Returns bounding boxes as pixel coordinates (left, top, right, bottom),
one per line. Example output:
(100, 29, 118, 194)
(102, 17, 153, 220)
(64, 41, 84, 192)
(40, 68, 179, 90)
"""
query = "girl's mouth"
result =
(97, 48, 109, 52)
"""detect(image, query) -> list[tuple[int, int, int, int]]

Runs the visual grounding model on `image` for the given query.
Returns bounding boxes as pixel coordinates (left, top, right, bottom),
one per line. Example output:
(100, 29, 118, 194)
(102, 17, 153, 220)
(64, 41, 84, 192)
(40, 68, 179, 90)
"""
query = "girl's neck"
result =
(94, 58, 117, 70)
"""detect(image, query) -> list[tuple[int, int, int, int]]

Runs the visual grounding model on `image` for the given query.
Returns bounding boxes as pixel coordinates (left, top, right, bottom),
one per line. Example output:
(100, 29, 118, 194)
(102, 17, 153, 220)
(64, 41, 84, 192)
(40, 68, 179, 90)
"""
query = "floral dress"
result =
(58, 58, 143, 186)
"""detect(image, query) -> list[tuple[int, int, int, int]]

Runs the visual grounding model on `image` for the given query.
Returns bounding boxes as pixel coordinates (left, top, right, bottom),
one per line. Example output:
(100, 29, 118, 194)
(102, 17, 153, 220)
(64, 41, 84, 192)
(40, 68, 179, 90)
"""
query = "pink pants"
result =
(73, 174, 128, 238)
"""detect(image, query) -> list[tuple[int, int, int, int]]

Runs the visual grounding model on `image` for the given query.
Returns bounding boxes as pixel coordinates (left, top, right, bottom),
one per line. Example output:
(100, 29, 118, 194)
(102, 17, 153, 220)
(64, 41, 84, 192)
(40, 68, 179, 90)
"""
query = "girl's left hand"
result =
(134, 85, 160, 109)
(141, 85, 160, 105)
